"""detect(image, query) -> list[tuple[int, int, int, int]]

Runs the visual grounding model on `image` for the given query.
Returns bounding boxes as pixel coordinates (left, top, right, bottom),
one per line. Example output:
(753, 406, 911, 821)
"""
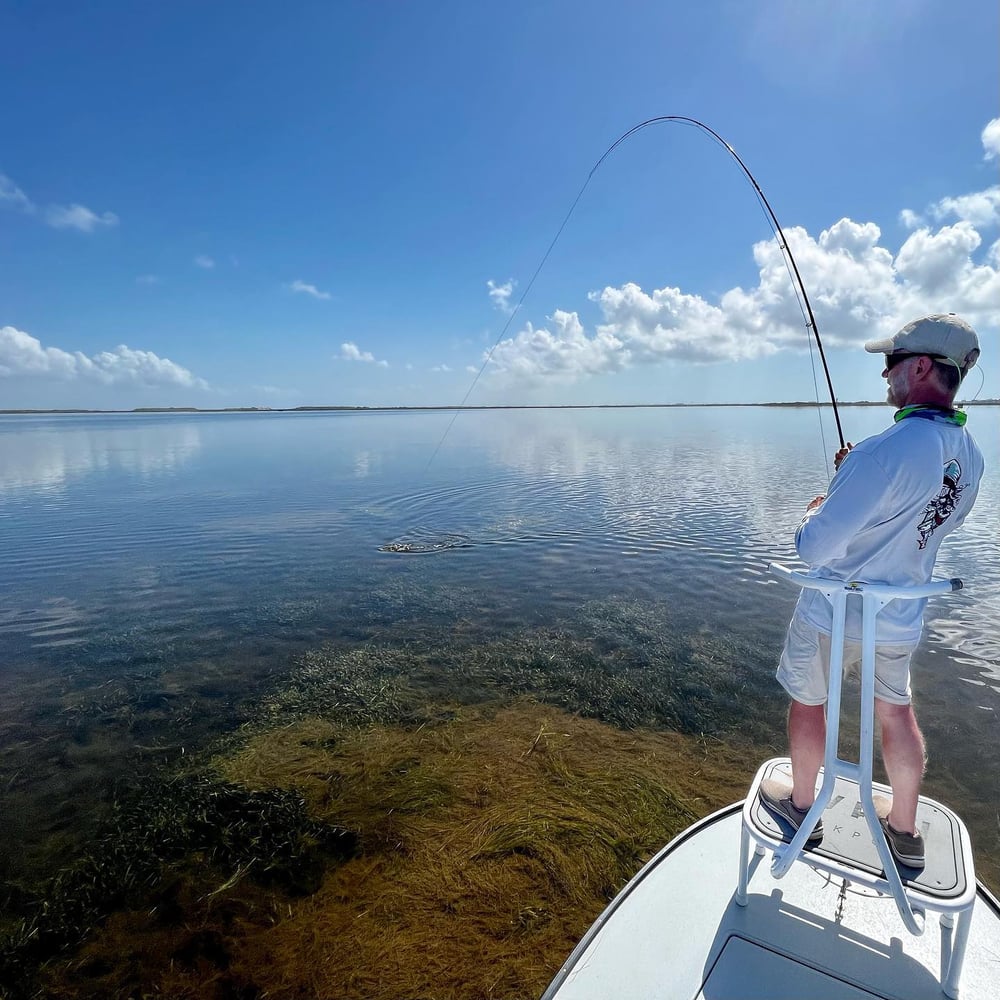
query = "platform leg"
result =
(941, 905, 974, 998)
(736, 825, 750, 906)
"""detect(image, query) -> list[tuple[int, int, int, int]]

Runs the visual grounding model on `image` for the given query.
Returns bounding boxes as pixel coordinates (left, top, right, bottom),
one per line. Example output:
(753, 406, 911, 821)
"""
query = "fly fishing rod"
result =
(597, 117, 844, 449)
(429, 115, 846, 471)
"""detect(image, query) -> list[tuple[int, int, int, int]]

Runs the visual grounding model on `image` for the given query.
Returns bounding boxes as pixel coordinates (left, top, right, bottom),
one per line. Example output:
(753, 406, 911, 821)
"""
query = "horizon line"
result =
(3, 399, 998, 416)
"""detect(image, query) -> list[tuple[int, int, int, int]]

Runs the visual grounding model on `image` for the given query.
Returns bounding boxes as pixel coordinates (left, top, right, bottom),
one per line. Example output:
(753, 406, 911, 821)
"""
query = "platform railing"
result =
(764, 562, 964, 935)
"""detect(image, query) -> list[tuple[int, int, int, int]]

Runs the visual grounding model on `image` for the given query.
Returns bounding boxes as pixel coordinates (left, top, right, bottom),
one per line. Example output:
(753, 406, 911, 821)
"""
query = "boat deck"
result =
(541, 803, 1000, 999)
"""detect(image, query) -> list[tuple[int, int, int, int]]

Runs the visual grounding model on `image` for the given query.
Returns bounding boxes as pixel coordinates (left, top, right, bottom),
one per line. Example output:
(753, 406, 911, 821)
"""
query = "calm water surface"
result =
(1, 407, 998, 886)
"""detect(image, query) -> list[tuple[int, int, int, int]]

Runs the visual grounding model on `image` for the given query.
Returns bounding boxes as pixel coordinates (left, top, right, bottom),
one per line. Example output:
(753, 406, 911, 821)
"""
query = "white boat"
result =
(541, 566, 1000, 999)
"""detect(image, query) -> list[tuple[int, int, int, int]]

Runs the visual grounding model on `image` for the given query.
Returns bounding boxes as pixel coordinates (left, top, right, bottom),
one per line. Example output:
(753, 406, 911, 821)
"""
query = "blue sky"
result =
(1, 0, 998, 413)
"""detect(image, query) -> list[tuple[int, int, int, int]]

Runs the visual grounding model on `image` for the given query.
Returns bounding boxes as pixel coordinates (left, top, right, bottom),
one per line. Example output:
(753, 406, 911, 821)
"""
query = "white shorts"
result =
(776, 610, 916, 706)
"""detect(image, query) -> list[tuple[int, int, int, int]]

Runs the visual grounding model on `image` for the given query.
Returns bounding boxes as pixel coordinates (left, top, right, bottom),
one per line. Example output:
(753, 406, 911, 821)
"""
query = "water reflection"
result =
(458, 407, 999, 693)
(0, 416, 202, 494)
(0, 597, 87, 644)
(0, 407, 996, 904)
(439, 409, 832, 574)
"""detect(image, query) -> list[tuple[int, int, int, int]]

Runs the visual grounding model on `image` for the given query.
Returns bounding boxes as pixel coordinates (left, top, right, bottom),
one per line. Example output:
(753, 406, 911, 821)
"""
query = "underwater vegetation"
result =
(0, 596, 776, 999)
(4, 589, 992, 998)
(15, 701, 753, 1000)
(246, 591, 783, 739)
(0, 770, 356, 997)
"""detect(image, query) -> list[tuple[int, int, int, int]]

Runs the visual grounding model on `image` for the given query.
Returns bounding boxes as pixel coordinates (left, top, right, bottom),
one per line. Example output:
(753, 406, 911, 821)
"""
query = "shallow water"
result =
(1, 406, 998, 890)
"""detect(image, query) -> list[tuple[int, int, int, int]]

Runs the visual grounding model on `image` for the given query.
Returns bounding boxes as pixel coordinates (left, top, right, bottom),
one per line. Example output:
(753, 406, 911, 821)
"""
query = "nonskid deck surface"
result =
(541, 805, 1000, 1000)
(746, 760, 971, 900)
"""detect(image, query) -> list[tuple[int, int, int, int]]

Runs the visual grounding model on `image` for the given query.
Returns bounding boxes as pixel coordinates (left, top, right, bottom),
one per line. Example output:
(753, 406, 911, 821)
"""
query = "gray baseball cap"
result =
(865, 314, 980, 374)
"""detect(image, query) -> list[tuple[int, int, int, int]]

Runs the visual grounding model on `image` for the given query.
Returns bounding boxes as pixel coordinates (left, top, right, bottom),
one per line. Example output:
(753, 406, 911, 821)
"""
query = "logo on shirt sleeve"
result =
(916, 459, 965, 550)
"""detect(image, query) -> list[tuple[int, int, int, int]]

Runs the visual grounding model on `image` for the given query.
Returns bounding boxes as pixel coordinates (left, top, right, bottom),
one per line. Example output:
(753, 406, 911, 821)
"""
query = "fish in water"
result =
(378, 533, 473, 554)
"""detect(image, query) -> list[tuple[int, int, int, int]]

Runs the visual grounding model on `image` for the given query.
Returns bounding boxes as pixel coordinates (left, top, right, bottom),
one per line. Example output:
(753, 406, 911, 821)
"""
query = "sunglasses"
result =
(884, 352, 949, 371)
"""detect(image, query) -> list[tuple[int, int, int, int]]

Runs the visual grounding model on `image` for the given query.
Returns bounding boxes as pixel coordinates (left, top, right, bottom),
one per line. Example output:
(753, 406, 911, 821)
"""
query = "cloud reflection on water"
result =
(0, 417, 202, 494)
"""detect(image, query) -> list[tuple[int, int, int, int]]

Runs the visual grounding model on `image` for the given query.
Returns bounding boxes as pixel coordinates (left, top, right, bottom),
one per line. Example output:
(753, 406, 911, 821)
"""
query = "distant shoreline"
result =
(1, 400, 997, 416)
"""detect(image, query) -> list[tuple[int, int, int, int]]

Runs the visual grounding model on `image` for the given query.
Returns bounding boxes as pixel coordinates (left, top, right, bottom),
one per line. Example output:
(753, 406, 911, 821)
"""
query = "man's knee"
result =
(790, 699, 826, 717)
(874, 699, 918, 728)
(875, 701, 927, 759)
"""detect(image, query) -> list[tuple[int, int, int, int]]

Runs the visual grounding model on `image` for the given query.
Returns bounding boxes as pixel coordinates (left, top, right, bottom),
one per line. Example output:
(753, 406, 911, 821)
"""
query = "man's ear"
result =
(962, 347, 980, 373)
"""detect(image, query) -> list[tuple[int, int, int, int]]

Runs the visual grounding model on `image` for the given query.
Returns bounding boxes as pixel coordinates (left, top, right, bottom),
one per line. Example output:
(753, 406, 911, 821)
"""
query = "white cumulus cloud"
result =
(45, 203, 119, 231)
(194, 255, 216, 269)
(289, 279, 331, 300)
(487, 278, 516, 313)
(339, 342, 374, 362)
(1, 173, 118, 232)
(894, 222, 982, 292)
(929, 188, 1000, 229)
(0, 173, 34, 212)
(0, 326, 209, 389)
(338, 342, 388, 367)
(482, 213, 1000, 383)
(901, 120, 1000, 231)
(983, 118, 1000, 160)
(487, 310, 628, 380)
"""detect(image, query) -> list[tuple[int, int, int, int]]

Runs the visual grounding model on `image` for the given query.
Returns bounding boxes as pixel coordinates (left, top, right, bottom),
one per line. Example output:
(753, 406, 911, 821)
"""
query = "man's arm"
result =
(795, 451, 892, 565)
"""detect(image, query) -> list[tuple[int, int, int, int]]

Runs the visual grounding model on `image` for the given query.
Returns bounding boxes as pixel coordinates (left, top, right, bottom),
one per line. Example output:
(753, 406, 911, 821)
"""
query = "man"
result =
(761, 314, 984, 868)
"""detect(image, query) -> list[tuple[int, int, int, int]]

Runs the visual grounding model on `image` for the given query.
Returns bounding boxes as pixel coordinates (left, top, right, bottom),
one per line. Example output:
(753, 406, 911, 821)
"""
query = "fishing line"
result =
(426, 115, 847, 473)
(964, 363, 986, 404)
(423, 157, 599, 472)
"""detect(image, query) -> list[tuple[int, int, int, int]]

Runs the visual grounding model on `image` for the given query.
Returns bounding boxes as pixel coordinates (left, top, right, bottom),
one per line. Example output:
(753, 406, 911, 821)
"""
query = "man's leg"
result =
(789, 699, 826, 809)
(875, 700, 925, 834)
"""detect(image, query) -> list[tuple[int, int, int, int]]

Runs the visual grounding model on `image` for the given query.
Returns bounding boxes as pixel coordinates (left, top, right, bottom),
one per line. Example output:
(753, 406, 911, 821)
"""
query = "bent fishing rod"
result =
(430, 115, 846, 470)
(598, 117, 845, 449)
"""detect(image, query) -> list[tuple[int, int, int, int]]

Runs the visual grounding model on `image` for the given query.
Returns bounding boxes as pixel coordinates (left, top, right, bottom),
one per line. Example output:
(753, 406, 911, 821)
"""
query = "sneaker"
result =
(759, 782, 823, 843)
(879, 816, 925, 868)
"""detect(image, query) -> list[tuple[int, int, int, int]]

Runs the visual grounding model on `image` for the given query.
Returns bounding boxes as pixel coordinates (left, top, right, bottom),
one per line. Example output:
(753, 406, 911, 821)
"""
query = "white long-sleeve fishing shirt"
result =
(793, 410, 984, 644)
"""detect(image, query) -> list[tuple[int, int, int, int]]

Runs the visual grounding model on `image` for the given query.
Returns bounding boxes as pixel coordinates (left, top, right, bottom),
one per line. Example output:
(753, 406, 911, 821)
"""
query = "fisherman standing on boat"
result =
(762, 314, 984, 868)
